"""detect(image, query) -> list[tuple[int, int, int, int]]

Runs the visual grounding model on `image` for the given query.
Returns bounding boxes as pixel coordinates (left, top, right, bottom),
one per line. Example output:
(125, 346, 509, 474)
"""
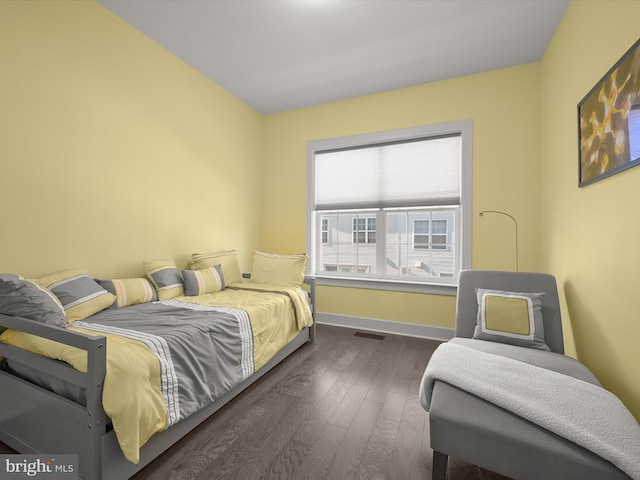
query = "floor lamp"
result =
(478, 210, 519, 272)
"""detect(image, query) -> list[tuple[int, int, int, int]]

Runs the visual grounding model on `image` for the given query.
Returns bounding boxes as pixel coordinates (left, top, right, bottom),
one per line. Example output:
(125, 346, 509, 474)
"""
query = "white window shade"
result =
(315, 134, 461, 210)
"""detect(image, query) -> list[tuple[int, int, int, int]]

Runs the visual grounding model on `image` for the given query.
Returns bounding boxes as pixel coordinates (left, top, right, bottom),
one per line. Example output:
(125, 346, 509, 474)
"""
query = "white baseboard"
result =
(316, 312, 455, 342)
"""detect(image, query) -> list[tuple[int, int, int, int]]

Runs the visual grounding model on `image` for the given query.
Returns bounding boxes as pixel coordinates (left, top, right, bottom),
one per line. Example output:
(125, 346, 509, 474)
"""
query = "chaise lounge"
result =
(420, 270, 638, 480)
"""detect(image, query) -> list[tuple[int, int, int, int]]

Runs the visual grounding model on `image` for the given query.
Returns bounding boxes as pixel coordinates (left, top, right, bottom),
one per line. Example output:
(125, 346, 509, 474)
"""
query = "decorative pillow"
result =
(96, 278, 157, 308)
(34, 268, 116, 323)
(0, 273, 66, 327)
(249, 251, 308, 287)
(183, 264, 225, 296)
(473, 288, 550, 351)
(144, 259, 184, 300)
(190, 250, 242, 285)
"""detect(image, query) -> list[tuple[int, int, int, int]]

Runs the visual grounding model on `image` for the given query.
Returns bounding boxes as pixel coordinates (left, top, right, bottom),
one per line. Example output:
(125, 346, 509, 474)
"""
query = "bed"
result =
(0, 255, 315, 480)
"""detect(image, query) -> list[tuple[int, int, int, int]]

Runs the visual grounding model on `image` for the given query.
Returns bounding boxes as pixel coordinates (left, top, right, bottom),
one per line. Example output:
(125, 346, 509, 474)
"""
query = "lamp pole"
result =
(479, 210, 519, 272)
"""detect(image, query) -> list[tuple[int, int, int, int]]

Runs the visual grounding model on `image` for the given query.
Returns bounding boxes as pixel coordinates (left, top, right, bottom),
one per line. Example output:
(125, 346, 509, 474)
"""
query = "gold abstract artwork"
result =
(579, 40, 640, 185)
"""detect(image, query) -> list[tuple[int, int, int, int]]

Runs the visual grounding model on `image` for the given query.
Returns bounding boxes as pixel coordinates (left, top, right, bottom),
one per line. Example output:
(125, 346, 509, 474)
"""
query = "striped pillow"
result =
(97, 278, 157, 308)
(144, 259, 184, 300)
(183, 264, 225, 296)
(34, 268, 116, 323)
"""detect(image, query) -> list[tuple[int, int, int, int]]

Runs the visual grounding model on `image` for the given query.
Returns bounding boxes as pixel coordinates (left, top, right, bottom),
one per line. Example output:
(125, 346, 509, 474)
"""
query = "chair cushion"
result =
(449, 337, 600, 386)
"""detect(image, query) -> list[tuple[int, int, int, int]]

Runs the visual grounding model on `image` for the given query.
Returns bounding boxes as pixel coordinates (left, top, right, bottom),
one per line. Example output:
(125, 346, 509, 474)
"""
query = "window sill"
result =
(314, 276, 457, 296)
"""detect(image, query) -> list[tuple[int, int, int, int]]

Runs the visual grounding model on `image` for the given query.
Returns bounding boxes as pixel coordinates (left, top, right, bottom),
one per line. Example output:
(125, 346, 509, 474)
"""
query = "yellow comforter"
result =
(0, 326, 166, 463)
(192, 283, 313, 369)
(0, 284, 312, 464)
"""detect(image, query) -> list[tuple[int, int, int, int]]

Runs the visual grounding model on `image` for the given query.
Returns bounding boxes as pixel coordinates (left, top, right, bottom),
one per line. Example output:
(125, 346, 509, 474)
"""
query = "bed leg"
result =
(432, 450, 448, 480)
(309, 322, 316, 343)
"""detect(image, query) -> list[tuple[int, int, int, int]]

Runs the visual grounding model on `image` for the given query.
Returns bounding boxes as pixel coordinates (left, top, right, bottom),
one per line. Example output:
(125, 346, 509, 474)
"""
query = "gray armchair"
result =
(427, 270, 631, 480)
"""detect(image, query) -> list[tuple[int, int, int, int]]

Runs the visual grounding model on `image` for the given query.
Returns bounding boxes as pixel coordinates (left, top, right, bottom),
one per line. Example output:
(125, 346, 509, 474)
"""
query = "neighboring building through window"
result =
(307, 120, 472, 290)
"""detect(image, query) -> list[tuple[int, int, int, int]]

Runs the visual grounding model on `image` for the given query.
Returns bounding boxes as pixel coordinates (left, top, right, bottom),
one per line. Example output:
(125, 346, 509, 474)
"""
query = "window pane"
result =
(320, 212, 377, 275)
(432, 219, 447, 234)
(414, 234, 429, 250)
(386, 212, 408, 277)
(319, 208, 454, 280)
(414, 220, 429, 234)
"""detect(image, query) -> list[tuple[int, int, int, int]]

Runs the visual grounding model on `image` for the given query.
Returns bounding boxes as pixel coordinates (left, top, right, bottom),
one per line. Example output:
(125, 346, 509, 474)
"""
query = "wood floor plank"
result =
(292, 334, 383, 445)
(329, 335, 399, 429)
(385, 364, 429, 480)
(239, 368, 342, 480)
(293, 423, 347, 480)
(325, 399, 383, 480)
(259, 437, 313, 480)
(356, 415, 400, 480)
(193, 391, 295, 480)
(365, 334, 408, 404)
(379, 343, 419, 423)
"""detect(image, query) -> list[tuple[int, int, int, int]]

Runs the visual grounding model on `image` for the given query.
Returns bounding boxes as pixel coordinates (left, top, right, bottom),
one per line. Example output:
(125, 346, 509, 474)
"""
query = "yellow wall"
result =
(263, 64, 543, 327)
(0, 0, 263, 279)
(540, 0, 640, 420)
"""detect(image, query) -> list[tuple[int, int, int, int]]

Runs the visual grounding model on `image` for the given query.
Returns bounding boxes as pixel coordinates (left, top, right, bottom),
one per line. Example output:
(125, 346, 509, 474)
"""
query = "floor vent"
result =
(354, 331, 385, 341)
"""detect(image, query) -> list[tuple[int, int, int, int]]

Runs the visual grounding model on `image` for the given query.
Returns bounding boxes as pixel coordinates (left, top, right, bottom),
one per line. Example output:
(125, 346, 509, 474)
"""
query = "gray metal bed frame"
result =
(0, 277, 316, 480)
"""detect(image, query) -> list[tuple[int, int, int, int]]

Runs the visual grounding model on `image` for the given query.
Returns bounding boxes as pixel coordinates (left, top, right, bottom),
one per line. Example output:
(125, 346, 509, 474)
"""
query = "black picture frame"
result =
(578, 38, 640, 187)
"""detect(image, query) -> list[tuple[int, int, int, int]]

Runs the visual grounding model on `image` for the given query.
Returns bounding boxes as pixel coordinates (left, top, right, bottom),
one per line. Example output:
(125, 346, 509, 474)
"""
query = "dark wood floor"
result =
(0, 324, 510, 479)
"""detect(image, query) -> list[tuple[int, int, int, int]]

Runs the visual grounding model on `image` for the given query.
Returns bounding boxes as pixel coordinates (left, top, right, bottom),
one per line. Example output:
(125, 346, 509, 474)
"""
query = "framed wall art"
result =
(578, 38, 640, 187)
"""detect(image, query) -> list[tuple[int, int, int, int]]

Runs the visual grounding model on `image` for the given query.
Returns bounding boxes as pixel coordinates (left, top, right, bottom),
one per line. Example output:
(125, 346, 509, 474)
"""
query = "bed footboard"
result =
(0, 314, 107, 480)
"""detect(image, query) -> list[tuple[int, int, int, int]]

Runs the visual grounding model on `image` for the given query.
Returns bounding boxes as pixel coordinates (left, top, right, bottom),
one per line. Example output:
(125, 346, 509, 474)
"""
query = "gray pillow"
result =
(0, 273, 66, 327)
(473, 288, 550, 351)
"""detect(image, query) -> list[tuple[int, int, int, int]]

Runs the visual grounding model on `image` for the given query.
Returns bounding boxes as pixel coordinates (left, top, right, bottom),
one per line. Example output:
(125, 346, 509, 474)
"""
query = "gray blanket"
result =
(420, 343, 640, 480)
(75, 300, 253, 427)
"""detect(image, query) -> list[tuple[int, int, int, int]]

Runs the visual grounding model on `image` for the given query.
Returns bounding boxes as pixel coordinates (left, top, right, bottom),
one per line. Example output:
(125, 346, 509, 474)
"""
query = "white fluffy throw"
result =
(420, 343, 640, 480)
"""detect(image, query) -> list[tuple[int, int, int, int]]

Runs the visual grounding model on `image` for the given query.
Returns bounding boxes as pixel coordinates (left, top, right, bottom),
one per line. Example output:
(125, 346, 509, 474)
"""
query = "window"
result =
(353, 216, 376, 244)
(307, 120, 472, 291)
(413, 218, 448, 250)
(321, 218, 329, 244)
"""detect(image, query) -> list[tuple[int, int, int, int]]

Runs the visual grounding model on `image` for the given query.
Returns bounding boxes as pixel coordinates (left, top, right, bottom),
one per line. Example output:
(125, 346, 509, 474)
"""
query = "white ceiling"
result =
(98, 0, 570, 114)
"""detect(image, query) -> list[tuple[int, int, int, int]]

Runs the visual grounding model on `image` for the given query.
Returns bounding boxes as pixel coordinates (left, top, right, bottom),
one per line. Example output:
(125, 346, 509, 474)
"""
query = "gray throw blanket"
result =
(420, 343, 640, 480)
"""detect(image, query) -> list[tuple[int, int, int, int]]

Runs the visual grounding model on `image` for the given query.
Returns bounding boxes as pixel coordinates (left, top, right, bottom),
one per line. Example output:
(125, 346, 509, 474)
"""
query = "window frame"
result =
(307, 120, 472, 295)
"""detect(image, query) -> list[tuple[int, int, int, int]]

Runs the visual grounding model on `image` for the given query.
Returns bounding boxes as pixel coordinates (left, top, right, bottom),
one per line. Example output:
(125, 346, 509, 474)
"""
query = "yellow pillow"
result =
(144, 259, 184, 300)
(249, 251, 308, 287)
(34, 268, 115, 323)
(473, 288, 549, 351)
(190, 250, 242, 285)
